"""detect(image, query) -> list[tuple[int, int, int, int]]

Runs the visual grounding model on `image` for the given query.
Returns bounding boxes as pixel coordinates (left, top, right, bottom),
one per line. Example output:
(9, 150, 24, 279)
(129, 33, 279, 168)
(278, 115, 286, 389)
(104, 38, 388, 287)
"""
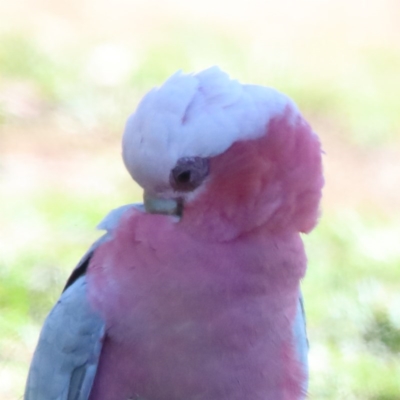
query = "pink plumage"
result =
(24, 67, 323, 400)
(88, 211, 307, 399)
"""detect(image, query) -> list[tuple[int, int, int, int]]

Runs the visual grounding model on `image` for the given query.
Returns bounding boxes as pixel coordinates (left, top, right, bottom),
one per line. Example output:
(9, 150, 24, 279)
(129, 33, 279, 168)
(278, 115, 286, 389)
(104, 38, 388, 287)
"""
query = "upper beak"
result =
(143, 192, 182, 216)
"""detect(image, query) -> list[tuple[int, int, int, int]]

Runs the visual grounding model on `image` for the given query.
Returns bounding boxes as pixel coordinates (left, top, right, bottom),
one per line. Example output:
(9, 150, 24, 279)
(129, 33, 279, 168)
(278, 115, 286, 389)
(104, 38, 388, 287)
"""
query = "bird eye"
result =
(176, 170, 191, 184)
(170, 157, 209, 192)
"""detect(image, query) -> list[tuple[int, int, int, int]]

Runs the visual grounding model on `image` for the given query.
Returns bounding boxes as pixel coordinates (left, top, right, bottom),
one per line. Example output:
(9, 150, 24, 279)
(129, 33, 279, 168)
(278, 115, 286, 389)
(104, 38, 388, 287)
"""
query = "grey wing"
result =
(24, 204, 141, 400)
(293, 293, 309, 397)
(24, 276, 105, 400)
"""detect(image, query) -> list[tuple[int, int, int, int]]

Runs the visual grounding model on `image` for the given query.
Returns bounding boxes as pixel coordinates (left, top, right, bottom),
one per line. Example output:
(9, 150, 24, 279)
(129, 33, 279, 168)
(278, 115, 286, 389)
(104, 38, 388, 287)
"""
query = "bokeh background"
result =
(1, 0, 400, 398)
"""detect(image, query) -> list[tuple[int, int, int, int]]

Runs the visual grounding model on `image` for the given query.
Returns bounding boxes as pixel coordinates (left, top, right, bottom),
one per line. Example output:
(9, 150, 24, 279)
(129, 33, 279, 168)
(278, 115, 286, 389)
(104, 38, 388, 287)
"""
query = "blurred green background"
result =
(1, 0, 399, 398)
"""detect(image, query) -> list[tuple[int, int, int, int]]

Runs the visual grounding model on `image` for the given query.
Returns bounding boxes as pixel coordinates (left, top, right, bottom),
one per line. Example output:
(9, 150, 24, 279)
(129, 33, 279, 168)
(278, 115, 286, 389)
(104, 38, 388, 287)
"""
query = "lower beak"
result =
(143, 192, 182, 216)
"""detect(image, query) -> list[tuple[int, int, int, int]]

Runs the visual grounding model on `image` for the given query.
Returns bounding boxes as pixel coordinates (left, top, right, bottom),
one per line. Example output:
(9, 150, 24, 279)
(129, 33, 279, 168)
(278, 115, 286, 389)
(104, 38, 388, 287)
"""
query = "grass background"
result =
(0, 0, 400, 398)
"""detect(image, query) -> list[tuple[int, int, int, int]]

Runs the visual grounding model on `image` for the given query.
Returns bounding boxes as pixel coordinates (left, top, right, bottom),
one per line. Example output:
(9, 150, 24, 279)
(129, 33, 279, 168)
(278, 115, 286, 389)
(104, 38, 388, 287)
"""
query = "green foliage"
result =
(303, 213, 400, 399)
(0, 34, 77, 101)
(1, 29, 398, 146)
(364, 310, 400, 355)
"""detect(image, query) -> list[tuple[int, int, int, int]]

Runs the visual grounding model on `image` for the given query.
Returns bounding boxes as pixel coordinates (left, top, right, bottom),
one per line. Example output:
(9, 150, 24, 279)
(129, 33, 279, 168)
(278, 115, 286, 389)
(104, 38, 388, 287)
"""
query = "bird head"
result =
(122, 67, 323, 241)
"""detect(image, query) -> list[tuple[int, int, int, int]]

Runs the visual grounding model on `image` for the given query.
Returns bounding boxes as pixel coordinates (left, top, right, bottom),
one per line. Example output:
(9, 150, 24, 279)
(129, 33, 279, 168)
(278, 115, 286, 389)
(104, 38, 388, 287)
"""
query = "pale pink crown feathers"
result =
(122, 67, 323, 238)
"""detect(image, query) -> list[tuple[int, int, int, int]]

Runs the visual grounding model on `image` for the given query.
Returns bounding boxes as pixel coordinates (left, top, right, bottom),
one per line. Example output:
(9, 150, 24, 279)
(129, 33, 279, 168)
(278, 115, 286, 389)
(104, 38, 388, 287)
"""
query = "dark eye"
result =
(170, 157, 209, 192)
(176, 170, 191, 184)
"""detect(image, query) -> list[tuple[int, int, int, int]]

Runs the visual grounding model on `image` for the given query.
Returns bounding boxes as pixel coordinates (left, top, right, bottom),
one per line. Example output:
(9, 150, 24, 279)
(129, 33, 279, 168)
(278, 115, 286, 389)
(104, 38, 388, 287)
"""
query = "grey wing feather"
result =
(24, 276, 105, 400)
(293, 292, 309, 398)
(25, 203, 141, 400)
(96, 203, 143, 231)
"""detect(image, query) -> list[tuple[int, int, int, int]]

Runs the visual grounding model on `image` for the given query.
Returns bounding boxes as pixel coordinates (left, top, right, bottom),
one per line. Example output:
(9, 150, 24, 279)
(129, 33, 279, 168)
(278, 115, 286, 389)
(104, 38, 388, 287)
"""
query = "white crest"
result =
(122, 66, 296, 194)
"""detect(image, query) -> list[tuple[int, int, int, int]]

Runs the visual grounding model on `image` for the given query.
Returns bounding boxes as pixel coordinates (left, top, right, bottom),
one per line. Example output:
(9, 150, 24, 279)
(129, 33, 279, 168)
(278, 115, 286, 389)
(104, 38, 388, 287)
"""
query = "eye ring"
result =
(170, 157, 209, 192)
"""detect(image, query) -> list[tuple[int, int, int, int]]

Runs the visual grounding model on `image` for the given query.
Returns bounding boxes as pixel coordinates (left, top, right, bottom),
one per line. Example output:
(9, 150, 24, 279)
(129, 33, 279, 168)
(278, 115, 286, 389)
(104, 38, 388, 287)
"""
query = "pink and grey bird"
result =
(24, 67, 323, 400)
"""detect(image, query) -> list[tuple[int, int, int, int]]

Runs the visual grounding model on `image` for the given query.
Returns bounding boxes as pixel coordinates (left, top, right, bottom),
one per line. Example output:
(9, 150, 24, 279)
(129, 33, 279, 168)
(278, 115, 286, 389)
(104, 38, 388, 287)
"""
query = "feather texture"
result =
(24, 277, 105, 400)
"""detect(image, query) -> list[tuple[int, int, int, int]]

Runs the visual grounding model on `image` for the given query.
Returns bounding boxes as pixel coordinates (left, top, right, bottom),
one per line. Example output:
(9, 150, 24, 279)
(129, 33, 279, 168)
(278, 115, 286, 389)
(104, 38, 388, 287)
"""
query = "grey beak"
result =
(143, 192, 182, 216)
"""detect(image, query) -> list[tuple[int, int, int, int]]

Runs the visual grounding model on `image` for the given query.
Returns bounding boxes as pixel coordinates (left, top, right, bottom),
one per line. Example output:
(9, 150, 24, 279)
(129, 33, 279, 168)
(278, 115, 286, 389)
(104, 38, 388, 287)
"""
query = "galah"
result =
(24, 67, 323, 400)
